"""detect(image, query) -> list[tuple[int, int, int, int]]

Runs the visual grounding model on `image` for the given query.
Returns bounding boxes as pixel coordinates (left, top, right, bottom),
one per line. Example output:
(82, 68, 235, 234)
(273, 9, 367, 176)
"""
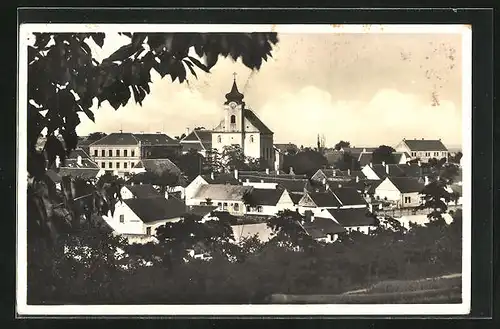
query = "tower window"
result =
(250, 135, 254, 143)
(217, 135, 221, 143)
(230, 115, 236, 124)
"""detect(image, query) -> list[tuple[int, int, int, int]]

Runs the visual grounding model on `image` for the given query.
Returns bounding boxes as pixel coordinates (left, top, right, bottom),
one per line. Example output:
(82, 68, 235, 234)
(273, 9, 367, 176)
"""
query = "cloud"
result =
(256, 86, 461, 148)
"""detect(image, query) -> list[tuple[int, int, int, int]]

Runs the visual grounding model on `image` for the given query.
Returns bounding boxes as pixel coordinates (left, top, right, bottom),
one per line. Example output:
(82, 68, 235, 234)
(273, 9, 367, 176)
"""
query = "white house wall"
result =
(362, 165, 380, 180)
(104, 202, 145, 235)
(374, 178, 401, 202)
(184, 175, 208, 204)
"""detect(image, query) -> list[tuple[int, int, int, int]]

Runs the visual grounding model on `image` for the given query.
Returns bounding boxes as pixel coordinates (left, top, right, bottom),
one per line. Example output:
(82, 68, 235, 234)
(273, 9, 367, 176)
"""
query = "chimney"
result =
(234, 169, 239, 180)
(265, 168, 270, 175)
(276, 170, 280, 175)
(130, 181, 134, 186)
(186, 127, 190, 136)
(210, 172, 215, 180)
(424, 176, 430, 185)
(382, 161, 386, 166)
(55, 155, 61, 168)
(347, 169, 351, 176)
(246, 178, 250, 183)
(77, 155, 82, 166)
(369, 203, 373, 213)
(363, 148, 366, 153)
(356, 176, 360, 183)
(369, 162, 373, 168)
(385, 164, 390, 174)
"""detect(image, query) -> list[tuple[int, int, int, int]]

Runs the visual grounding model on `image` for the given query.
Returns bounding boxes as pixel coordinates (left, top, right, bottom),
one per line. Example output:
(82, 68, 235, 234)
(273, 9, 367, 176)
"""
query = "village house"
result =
(184, 172, 242, 201)
(89, 132, 180, 177)
(103, 195, 187, 241)
(361, 163, 408, 180)
(358, 151, 411, 167)
(374, 176, 426, 208)
(300, 214, 347, 243)
(244, 187, 295, 216)
(315, 208, 379, 234)
(395, 138, 449, 163)
(297, 186, 367, 215)
(179, 129, 213, 157)
(186, 184, 253, 215)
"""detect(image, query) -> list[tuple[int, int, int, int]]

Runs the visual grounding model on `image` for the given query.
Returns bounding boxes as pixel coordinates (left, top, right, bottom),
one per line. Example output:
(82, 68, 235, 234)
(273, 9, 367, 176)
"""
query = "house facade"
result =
(89, 132, 179, 177)
(395, 138, 449, 163)
(374, 177, 425, 208)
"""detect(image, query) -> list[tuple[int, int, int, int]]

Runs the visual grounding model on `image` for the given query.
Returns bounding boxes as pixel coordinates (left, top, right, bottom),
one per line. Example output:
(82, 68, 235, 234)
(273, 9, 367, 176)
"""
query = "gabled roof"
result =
(89, 133, 139, 146)
(181, 130, 212, 150)
(244, 109, 273, 134)
(358, 153, 373, 167)
(133, 133, 178, 145)
(133, 158, 182, 175)
(194, 184, 253, 201)
(58, 168, 101, 180)
(248, 188, 285, 206)
(330, 187, 367, 206)
(123, 184, 161, 198)
(388, 177, 425, 193)
(402, 139, 448, 151)
(123, 197, 187, 223)
(302, 217, 346, 238)
(186, 205, 218, 217)
(307, 191, 342, 208)
(369, 164, 406, 179)
(327, 208, 378, 227)
(289, 192, 304, 205)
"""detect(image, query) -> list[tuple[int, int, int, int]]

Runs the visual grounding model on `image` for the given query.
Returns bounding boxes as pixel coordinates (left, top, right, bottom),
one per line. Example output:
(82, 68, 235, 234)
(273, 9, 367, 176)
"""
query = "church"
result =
(180, 75, 275, 167)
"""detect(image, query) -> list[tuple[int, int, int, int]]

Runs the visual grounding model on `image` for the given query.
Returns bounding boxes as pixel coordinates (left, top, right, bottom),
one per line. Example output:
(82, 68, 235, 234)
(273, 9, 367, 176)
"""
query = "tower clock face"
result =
(229, 102, 237, 109)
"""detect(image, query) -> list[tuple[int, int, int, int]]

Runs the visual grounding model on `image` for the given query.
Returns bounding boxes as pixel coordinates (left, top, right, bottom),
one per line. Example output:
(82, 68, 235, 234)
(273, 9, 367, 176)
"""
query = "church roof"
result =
(244, 109, 273, 134)
(224, 79, 245, 104)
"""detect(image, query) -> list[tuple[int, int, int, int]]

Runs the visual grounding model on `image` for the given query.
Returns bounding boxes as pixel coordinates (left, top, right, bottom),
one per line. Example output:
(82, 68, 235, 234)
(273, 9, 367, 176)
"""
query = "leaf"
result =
(83, 107, 95, 122)
(91, 33, 105, 48)
(183, 60, 198, 78)
(103, 44, 140, 63)
(205, 52, 219, 70)
(187, 56, 210, 73)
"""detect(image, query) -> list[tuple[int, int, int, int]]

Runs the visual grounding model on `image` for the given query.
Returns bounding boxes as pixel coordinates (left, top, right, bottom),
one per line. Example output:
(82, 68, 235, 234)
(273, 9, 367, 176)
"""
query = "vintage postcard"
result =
(17, 23, 471, 316)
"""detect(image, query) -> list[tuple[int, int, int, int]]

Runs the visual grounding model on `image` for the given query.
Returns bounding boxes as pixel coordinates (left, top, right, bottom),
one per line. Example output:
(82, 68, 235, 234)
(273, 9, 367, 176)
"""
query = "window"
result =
(404, 196, 411, 203)
(119, 214, 124, 223)
(116, 150, 120, 157)
(124, 162, 128, 169)
(101, 162, 105, 168)
(94, 150, 98, 156)
(131, 150, 135, 157)
(116, 162, 120, 169)
(250, 135, 254, 143)
(108, 162, 112, 168)
(218, 202, 222, 208)
(146, 227, 151, 235)
(257, 206, 263, 213)
(124, 150, 128, 157)
(223, 202, 228, 210)
(217, 135, 222, 143)
(108, 150, 112, 157)
(101, 150, 105, 157)
(234, 203, 240, 211)
(230, 115, 236, 124)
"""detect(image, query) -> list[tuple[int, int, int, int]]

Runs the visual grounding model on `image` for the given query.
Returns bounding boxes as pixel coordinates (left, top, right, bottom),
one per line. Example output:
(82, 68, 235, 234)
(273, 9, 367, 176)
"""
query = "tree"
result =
(204, 148, 223, 173)
(27, 32, 278, 244)
(175, 148, 204, 180)
(448, 151, 462, 164)
(439, 163, 460, 185)
(86, 132, 107, 142)
(174, 133, 186, 141)
(417, 178, 452, 223)
(334, 151, 360, 171)
(127, 169, 180, 194)
(334, 140, 351, 151)
(371, 145, 396, 164)
(267, 210, 318, 251)
(221, 145, 247, 171)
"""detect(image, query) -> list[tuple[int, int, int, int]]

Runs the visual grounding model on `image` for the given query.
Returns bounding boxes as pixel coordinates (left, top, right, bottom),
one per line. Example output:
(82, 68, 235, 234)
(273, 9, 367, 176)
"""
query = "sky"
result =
(74, 30, 463, 148)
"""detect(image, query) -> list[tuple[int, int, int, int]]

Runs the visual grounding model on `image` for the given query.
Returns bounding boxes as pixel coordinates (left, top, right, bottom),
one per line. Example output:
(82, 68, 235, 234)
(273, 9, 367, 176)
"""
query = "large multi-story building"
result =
(89, 132, 180, 176)
(395, 138, 449, 163)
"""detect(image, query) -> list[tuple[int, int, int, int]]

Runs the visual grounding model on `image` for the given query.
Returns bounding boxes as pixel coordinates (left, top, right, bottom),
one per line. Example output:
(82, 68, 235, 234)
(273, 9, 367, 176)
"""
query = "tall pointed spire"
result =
(225, 73, 244, 105)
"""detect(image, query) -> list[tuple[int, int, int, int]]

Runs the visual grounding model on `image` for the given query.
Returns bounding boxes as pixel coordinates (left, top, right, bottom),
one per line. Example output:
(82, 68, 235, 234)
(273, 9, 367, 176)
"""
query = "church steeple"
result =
(224, 73, 244, 105)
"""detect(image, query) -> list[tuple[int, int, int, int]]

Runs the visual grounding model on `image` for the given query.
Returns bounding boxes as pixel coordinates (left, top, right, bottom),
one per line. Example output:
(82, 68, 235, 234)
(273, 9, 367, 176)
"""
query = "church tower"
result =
(223, 73, 245, 133)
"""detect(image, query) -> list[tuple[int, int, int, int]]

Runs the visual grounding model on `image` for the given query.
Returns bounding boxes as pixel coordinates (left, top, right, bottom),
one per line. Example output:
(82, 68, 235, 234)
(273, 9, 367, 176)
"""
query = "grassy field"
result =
(269, 274, 462, 304)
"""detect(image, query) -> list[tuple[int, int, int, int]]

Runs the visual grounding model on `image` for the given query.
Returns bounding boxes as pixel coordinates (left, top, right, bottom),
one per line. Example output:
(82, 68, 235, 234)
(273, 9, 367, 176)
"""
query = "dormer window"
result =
(230, 115, 236, 124)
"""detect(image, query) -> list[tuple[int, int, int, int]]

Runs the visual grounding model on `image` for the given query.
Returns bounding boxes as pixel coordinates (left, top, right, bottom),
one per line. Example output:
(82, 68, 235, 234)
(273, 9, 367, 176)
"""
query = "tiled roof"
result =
(403, 139, 448, 151)
(244, 109, 273, 134)
(124, 197, 187, 223)
(181, 130, 212, 150)
(133, 158, 182, 175)
(58, 168, 101, 180)
(302, 217, 346, 238)
(239, 170, 289, 177)
(388, 177, 425, 193)
(201, 173, 241, 185)
(133, 133, 178, 145)
(371, 164, 406, 179)
(327, 208, 378, 227)
(123, 184, 161, 198)
(89, 133, 139, 146)
(248, 188, 284, 206)
(194, 184, 253, 201)
(307, 191, 342, 208)
(330, 187, 367, 206)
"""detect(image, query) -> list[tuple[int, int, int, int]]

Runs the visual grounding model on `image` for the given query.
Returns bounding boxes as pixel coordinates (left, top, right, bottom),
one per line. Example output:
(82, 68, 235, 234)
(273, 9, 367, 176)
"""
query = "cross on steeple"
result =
(232, 72, 237, 81)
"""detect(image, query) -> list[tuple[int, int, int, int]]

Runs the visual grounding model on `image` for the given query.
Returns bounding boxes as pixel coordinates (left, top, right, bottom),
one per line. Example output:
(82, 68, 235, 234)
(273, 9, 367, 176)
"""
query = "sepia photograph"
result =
(17, 23, 471, 316)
